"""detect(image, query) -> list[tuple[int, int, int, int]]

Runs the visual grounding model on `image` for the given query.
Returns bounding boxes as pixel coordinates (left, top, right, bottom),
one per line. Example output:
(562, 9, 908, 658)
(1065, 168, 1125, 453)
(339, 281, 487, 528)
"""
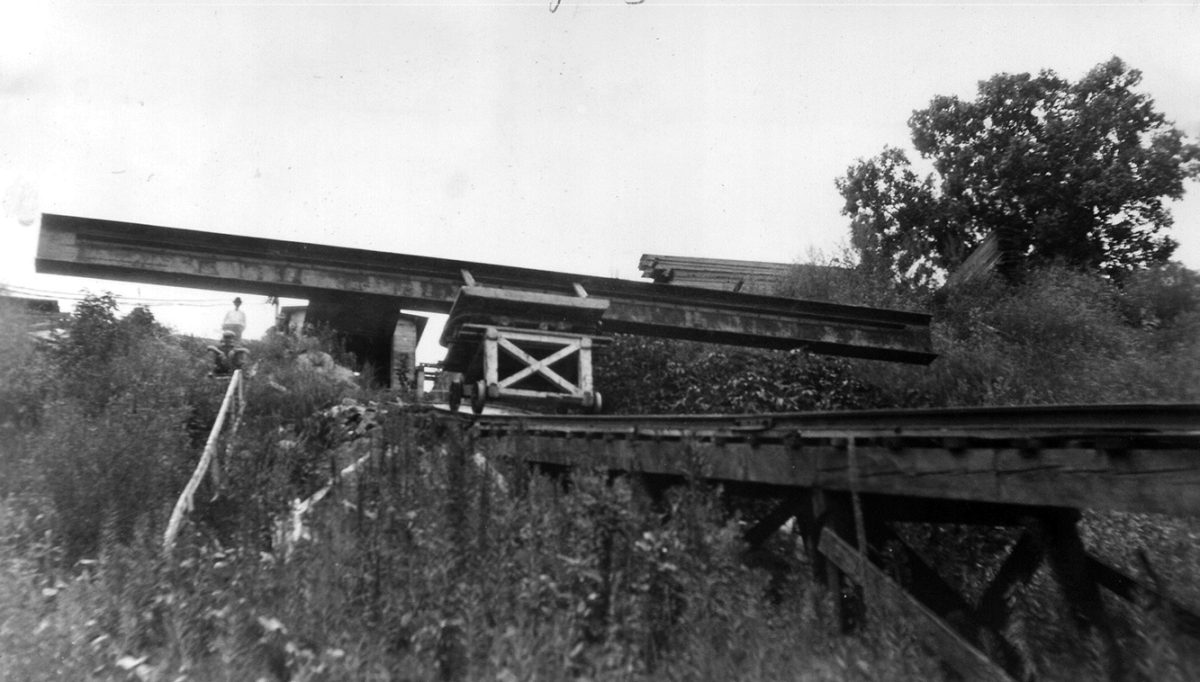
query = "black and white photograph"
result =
(2, 2, 1199, 680)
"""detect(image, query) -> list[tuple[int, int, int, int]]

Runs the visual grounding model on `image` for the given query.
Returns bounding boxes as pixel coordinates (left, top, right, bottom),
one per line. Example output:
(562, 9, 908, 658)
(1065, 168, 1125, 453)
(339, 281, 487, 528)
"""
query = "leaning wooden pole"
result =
(163, 370, 242, 555)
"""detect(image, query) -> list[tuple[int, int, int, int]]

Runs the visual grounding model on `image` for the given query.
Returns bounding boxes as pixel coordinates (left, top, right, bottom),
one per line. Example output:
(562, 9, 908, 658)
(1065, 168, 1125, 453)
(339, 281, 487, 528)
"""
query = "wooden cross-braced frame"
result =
(450, 324, 609, 414)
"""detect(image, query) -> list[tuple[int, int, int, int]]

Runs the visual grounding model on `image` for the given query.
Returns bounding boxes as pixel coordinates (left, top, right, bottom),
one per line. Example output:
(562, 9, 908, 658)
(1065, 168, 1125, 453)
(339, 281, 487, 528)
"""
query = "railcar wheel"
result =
(471, 380, 487, 415)
(448, 379, 463, 412)
(591, 392, 603, 414)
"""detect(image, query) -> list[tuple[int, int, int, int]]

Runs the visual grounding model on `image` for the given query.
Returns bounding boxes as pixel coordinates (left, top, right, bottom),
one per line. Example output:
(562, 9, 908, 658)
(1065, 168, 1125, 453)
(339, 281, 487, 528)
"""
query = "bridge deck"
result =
(461, 403, 1200, 518)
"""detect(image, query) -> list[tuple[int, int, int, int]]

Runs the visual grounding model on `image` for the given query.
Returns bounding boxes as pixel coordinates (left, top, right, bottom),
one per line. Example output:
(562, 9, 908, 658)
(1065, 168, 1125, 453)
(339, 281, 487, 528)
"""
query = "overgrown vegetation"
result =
(7, 54, 1197, 681)
(3, 268, 1198, 680)
(595, 338, 882, 414)
(596, 259, 1200, 413)
(0, 294, 947, 681)
(586, 214, 1200, 681)
(780, 259, 1200, 409)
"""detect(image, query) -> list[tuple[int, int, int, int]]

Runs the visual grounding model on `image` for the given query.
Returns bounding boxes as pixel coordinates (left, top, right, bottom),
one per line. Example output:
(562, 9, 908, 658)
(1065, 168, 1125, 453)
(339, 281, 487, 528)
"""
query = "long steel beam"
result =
(36, 213, 935, 362)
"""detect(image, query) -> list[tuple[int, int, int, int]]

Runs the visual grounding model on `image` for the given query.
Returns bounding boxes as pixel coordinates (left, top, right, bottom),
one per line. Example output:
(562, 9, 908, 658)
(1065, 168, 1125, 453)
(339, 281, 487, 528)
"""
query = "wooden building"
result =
(0, 294, 67, 343)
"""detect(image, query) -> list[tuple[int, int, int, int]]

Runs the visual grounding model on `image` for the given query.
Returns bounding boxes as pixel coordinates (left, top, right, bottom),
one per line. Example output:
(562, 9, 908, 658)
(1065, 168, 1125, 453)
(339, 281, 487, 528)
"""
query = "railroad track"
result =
(456, 402, 1200, 435)
(428, 402, 1200, 682)
(443, 402, 1200, 518)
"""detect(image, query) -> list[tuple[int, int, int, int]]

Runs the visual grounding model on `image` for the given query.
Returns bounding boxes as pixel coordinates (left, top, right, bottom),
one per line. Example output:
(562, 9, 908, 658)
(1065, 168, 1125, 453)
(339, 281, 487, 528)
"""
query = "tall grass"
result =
(6, 397, 1195, 680)
(2, 411, 946, 681)
(3, 287, 1199, 680)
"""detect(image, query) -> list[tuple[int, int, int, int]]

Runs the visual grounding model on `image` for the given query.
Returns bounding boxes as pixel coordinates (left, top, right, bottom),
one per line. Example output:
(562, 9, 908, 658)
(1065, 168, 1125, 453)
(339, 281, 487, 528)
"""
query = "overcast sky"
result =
(2, 1, 1199, 356)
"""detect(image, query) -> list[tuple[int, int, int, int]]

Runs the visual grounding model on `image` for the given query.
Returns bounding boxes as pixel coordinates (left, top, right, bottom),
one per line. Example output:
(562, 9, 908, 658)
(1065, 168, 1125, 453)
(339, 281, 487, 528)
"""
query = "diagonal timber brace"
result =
(496, 336, 581, 392)
(818, 527, 1017, 682)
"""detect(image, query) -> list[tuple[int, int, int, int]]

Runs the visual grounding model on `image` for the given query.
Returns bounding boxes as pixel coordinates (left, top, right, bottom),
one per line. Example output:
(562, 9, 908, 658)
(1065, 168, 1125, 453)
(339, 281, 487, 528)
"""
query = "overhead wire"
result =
(0, 282, 251, 307)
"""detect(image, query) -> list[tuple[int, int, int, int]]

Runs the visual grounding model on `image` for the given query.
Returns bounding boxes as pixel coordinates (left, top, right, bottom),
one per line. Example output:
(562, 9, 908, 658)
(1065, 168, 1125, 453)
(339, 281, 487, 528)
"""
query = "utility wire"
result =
(0, 282, 250, 307)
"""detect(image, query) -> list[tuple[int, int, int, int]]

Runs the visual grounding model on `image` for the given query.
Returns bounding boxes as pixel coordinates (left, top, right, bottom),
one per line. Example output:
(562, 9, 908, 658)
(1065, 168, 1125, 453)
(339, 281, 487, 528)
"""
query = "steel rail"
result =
(36, 213, 935, 363)
(461, 403, 1200, 438)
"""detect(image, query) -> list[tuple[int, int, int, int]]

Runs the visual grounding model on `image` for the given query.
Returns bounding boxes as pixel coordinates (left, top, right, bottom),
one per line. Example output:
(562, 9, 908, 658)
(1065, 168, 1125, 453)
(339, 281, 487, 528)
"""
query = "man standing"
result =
(223, 297, 247, 340)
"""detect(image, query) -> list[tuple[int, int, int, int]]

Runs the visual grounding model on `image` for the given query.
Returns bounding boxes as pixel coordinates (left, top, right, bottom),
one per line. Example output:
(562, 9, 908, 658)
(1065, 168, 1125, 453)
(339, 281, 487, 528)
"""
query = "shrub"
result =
(50, 294, 179, 414)
(0, 296, 211, 562)
(0, 302, 53, 495)
(1118, 261, 1200, 329)
(828, 265, 1200, 407)
(33, 338, 199, 563)
(595, 337, 883, 414)
(776, 246, 931, 312)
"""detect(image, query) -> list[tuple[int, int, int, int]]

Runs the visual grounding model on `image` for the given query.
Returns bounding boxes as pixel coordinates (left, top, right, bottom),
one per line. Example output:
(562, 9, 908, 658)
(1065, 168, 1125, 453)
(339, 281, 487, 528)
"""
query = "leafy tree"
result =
(53, 294, 167, 372)
(53, 292, 121, 373)
(838, 57, 1200, 286)
(52, 293, 176, 413)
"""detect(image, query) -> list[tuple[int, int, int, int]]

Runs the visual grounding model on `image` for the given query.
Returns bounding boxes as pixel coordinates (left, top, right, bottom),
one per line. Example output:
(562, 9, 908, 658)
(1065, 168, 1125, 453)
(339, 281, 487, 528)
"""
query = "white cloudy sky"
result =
(2, 1, 1199, 356)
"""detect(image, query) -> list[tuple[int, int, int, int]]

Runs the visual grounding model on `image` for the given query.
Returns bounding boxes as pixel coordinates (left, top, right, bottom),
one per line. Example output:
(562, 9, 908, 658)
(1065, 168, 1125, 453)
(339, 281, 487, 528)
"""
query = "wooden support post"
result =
(1031, 509, 1126, 682)
(976, 529, 1043, 633)
(782, 433, 819, 560)
(792, 487, 817, 556)
(819, 528, 1015, 682)
(578, 336, 594, 396)
(809, 489, 830, 584)
(484, 327, 500, 389)
(813, 489, 863, 633)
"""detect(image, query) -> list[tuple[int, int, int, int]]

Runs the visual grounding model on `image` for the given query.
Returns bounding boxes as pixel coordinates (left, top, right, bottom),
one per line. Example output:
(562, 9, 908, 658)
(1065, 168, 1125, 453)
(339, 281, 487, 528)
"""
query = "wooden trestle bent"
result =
(451, 404, 1200, 682)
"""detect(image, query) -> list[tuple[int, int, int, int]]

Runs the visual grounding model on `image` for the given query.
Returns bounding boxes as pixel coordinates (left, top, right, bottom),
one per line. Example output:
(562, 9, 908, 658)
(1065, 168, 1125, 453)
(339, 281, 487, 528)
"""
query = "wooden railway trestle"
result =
(451, 404, 1200, 682)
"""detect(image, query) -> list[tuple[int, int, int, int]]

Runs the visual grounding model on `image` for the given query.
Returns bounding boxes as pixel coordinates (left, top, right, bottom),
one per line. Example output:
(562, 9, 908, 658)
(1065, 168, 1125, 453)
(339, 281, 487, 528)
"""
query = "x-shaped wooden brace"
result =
(495, 337, 582, 394)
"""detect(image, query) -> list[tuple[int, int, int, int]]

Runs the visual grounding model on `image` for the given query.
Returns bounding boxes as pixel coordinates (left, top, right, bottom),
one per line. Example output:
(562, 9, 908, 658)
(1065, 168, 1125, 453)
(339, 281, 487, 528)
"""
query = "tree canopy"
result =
(837, 57, 1200, 287)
